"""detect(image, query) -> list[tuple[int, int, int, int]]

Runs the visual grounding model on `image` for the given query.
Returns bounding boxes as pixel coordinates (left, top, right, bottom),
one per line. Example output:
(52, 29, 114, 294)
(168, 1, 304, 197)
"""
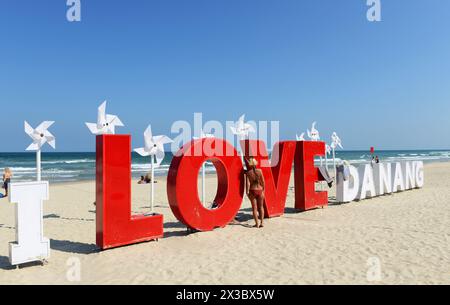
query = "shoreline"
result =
(21, 159, 450, 186)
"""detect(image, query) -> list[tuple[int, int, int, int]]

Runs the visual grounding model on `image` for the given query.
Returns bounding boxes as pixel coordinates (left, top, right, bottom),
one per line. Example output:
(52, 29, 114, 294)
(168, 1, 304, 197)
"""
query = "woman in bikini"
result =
(245, 158, 266, 228)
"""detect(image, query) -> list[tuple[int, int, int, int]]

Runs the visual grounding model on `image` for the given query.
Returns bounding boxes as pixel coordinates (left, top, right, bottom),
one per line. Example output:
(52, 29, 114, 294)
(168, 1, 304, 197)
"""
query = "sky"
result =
(0, 0, 449, 152)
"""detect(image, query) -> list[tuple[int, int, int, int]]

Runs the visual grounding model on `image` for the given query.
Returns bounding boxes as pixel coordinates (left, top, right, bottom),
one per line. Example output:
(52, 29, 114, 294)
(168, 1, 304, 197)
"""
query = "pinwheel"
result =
(296, 133, 305, 141)
(134, 125, 173, 212)
(25, 121, 56, 181)
(230, 115, 255, 140)
(193, 129, 215, 205)
(307, 122, 320, 141)
(85, 101, 124, 135)
(331, 132, 344, 175)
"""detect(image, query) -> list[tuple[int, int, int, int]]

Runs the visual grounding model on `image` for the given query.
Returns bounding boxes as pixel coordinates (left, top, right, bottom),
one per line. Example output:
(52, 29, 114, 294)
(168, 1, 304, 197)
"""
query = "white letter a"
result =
(67, 0, 81, 22)
(367, 0, 381, 22)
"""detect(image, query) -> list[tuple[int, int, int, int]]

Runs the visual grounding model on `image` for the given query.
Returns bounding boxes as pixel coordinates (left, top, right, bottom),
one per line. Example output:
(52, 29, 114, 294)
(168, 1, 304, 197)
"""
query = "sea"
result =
(0, 150, 449, 183)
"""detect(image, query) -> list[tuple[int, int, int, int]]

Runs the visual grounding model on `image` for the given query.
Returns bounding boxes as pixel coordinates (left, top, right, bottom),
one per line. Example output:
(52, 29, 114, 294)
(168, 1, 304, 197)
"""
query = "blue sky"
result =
(0, 0, 449, 152)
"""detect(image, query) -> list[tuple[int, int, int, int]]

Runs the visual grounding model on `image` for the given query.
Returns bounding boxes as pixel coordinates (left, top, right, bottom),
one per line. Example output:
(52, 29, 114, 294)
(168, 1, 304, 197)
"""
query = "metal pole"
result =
(151, 156, 155, 213)
(202, 162, 206, 205)
(333, 148, 337, 178)
(37, 149, 41, 181)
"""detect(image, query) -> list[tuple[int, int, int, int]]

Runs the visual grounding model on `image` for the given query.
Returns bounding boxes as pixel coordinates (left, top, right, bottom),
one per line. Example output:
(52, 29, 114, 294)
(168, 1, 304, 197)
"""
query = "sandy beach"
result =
(0, 162, 449, 285)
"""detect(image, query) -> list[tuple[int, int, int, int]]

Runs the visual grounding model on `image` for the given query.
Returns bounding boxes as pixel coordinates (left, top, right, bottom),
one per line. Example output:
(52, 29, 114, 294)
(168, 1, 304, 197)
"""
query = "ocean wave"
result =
(42, 159, 95, 165)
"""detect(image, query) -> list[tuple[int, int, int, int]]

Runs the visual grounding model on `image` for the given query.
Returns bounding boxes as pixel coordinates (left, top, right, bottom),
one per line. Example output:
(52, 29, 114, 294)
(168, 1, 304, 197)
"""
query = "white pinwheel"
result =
(307, 122, 320, 141)
(331, 132, 343, 150)
(230, 115, 256, 139)
(85, 101, 124, 135)
(134, 125, 173, 213)
(296, 133, 305, 141)
(330, 132, 343, 175)
(24, 121, 56, 181)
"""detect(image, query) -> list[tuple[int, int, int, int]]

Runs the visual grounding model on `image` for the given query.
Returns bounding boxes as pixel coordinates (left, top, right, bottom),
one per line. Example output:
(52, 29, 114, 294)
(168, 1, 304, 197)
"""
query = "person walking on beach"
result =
(2, 168, 12, 197)
(245, 158, 266, 228)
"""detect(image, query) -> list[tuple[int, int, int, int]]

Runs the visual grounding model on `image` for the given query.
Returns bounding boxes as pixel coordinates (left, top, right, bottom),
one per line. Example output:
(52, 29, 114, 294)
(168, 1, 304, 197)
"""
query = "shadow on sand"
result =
(50, 239, 99, 255)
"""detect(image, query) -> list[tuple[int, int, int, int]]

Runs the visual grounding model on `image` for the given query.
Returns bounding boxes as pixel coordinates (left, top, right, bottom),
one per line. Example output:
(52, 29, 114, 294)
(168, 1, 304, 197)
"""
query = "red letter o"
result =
(167, 138, 244, 231)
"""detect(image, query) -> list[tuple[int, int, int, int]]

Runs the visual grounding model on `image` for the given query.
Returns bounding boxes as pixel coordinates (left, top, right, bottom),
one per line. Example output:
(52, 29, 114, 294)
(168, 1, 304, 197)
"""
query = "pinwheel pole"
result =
(36, 149, 42, 181)
(332, 146, 337, 176)
(150, 155, 155, 212)
(202, 161, 206, 205)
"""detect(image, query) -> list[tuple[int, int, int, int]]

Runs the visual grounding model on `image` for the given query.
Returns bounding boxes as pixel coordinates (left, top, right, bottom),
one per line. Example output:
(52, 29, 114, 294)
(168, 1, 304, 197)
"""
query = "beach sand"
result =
(0, 162, 449, 285)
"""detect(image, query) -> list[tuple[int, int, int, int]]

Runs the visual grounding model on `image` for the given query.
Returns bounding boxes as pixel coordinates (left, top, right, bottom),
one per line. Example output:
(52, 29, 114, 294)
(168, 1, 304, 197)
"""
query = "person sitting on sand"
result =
(2, 168, 12, 197)
(245, 158, 266, 228)
(138, 174, 157, 184)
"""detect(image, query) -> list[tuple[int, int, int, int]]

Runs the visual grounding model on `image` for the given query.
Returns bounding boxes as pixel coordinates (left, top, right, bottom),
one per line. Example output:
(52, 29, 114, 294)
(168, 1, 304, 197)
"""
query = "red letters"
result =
(294, 141, 328, 211)
(96, 136, 328, 249)
(241, 140, 296, 218)
(96, 135, 163, 250)
(167, 138, 244, 231)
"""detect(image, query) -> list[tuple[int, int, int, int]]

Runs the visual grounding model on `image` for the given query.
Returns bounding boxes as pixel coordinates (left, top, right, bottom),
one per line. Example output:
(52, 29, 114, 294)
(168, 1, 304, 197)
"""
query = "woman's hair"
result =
(248, 158, 258, 168)
(4, 168, 11, 174)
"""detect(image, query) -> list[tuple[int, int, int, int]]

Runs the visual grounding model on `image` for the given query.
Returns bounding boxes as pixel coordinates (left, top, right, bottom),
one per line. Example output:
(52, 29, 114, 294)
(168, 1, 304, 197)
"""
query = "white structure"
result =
(307, 122, 320, 141)
(134, 125, 173, 213)
(25, 121, 56, 181)
(336, 161, 424, 203)
(8, 181, 50, 266)
(85, 101, 124, 135)
(193, 129, 215, 205)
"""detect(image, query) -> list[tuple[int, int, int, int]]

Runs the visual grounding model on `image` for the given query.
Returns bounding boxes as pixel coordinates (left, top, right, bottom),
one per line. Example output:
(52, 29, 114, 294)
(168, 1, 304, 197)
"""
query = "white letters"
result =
(402, 162, 416, 189)
(373, 163, 392, 195)
(336, 165, 360, 203)
(415, 161, 425, 188)
(357, 164, 376, 200)
(392, 162, 405, 192)
(337, 161, 425, 203)
(9, 181, 50, 266)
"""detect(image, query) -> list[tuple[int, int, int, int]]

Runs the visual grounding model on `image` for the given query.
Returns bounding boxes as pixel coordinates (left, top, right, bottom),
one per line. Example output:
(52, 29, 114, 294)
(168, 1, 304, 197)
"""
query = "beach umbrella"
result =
(85, 101, 124, 135)
(24, 121, 56, 181)
(230, 114, 256, 165)
(134, 125, 173, 213)
(193, 129, 215, 206)
(331, 132, 343, 176)
(296, 133, 305, 141)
